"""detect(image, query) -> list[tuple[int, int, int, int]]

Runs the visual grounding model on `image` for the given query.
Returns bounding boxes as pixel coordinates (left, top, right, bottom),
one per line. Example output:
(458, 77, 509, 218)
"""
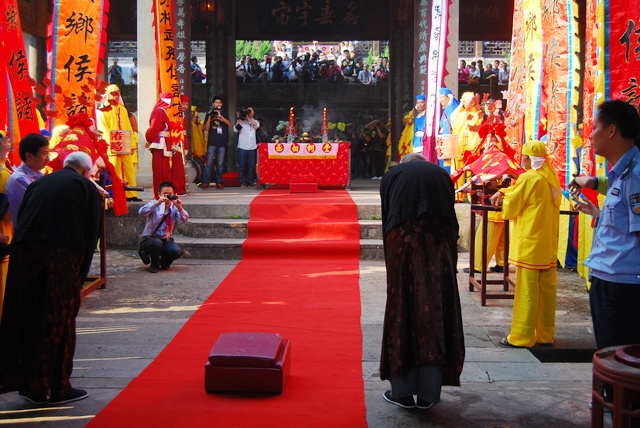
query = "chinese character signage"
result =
(0, 0, 40, 138)
(173, 0, 190, 99)
(153, 0, 184, 150)
(48, 0, 108, 127)
(421, 0, 451, 163)
(609, 2, 640, 108)
(459, 0, 514, 41)
(268, 142, 339, 159)
(245, 0, 387, 39)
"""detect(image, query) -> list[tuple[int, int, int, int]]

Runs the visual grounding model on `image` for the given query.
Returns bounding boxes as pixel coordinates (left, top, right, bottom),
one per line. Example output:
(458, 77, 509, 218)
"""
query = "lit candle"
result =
(323, 108, 327, 133)
(290, 107, 294, 134)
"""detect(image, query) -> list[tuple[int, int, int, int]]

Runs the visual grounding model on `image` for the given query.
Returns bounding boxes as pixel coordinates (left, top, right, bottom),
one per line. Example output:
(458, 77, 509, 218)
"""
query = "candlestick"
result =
(289, 107, 294, 135)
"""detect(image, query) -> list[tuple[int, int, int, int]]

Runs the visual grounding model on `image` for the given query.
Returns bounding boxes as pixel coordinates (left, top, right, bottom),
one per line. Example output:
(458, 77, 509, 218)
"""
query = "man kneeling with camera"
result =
(138, 181, 189, 273)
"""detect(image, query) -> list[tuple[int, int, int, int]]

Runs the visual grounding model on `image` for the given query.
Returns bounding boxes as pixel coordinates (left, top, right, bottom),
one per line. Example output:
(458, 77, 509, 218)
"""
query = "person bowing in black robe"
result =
(379, 153, 465, 410)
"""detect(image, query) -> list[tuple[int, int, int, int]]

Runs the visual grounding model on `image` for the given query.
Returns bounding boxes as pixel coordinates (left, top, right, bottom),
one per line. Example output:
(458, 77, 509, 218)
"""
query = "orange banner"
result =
(0, 0, 40, 138)
(504, 0, 525, 161)
(153, 0, 184, 151)
(48, 0, 109, 127)
(541, 0, 570, 187)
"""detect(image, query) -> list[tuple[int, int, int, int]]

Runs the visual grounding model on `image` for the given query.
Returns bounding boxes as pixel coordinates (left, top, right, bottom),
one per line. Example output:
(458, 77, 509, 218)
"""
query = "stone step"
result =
(173, 218, 383, 240)
(172, 236, 384, 260)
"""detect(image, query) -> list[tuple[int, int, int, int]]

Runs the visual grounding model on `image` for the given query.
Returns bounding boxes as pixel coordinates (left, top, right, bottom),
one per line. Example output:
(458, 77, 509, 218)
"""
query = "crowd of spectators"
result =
(340, 119, 390, 179)
(235, 41, 390, 84)
(458, 59, 509, 85)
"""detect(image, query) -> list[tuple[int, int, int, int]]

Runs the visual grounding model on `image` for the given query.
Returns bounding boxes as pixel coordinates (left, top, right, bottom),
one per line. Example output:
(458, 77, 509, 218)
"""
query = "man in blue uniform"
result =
(577, 99, 640, 349)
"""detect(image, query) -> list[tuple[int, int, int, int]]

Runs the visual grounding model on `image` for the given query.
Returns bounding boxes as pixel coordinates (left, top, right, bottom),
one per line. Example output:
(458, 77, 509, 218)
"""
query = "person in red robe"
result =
(145, 93, 173, 197)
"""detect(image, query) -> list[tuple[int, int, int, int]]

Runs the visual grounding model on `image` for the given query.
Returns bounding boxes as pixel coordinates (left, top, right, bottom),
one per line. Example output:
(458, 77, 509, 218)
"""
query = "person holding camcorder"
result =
(138, 181, 189, 273)
(234, 107, 260, 188)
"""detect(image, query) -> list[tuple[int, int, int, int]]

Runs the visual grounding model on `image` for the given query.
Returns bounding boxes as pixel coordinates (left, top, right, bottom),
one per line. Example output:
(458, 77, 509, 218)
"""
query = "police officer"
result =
(574, 99, 640, 350)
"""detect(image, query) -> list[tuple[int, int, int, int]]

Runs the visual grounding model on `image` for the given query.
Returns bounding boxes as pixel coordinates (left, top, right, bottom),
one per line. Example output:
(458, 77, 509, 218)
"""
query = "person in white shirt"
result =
(357, 63, 375, 84)
(129, 57, 138, 85)
(498, 61, 510, 85)
(233, 107, 260, 187)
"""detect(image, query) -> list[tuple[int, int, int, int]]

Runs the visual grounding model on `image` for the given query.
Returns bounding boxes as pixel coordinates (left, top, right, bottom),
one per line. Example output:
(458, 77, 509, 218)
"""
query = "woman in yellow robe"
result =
(96, 84, 140, 201)
(490, 141, 561, 348)
(450, 92, 483, 192)
(397, 111, 414, 163)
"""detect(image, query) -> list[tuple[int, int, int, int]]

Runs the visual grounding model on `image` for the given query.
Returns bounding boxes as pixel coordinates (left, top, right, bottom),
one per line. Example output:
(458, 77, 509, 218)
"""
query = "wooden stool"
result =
(592, 345, 640, 427)
(205, 332, 291, 394)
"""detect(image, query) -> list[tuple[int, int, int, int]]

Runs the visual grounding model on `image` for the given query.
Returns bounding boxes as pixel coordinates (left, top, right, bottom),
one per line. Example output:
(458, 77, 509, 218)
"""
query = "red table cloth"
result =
(257, 142, 351, 187)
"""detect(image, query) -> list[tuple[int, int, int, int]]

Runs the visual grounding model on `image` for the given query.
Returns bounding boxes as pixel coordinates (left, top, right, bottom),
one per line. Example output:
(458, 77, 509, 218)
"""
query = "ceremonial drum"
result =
(436, 134, 459, 159)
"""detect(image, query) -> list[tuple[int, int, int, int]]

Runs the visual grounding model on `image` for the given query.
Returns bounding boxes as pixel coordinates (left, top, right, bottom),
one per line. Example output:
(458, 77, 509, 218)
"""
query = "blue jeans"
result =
(237, 148, 256, 185)
(202, 145, 226, 185)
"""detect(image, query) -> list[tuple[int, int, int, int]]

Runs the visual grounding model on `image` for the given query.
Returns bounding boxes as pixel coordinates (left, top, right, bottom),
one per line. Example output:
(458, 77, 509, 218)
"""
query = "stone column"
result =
(206, 0, 237, 170)
(136, 0, 156, 191)
(389, 0, 414, 164)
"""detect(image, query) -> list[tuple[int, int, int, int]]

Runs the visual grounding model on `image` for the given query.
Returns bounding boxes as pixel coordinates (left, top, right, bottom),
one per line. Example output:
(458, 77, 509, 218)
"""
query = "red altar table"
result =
(257, 142, 351, 187)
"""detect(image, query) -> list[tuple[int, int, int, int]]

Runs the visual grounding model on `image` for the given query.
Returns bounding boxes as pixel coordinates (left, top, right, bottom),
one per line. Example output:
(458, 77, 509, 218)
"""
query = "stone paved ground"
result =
(0, 249, 609, 427)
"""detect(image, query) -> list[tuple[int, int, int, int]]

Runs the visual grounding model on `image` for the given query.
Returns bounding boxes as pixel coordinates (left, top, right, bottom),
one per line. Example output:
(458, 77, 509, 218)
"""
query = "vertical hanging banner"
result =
(413, 0, 429, 99)
(579, 0, 600, 180)
(153, 0, 184, 150)
(48, 0, 110, 128)
(608, 0, 640, 105)
(423, 0, 451, 162)
(504, 0, 526, 154)
(540, 0, 571, 188)
(566, 0, 583, 188)
(173, 0, 191, 147)
(0, 0, 40, 137)
(522, 0, 543, 142)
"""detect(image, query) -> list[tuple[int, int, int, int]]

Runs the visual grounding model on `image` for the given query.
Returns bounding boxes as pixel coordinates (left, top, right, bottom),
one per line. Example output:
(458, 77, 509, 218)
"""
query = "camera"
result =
(238, 107, 251, 121)
(166, 194, 178, 200)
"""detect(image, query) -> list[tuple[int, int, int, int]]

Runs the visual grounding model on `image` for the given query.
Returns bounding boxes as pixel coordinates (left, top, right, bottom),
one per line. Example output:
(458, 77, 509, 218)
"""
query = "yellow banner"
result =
(49, 0, 107, 127)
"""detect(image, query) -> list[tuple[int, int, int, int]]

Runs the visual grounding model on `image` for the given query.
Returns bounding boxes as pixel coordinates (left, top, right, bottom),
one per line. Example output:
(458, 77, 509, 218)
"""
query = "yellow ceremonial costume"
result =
(96, 85, 139, 199)
(397, 111, 414, 162)
(500, 141, 561, 347)
(451, 92, 482, 190)
(190, 106, 206, 159)
(0, 161, 11, 321)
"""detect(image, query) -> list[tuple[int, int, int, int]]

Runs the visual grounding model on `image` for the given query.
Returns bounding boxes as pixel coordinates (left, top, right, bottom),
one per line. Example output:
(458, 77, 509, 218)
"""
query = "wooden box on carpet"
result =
(289, 174, 318, 193)
(221, 171, 240, 187)
(204, 332, 291, 394)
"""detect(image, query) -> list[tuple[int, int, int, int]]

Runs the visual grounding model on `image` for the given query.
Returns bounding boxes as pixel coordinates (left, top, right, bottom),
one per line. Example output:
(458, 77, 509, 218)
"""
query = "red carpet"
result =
(89, 188, 366, 427)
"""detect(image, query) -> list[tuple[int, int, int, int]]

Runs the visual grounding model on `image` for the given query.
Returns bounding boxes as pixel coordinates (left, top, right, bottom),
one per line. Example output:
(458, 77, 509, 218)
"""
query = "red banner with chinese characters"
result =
(48, 0, 110, 127)
(267, 141, 340, 159)
(0, 0, 39, 138)
(153, 0, 184, 152)
(608, 0, 640, 105)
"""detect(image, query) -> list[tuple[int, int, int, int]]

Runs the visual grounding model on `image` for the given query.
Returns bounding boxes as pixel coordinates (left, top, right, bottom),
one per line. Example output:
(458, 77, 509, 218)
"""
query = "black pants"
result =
(589, 276, 640, 349)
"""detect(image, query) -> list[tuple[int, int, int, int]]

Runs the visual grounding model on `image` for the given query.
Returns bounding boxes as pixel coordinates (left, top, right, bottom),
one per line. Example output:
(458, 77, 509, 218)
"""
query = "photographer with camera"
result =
(233, 106, 260, 188)
(202, 96, 231, 190)
(138, 181, 189, 273)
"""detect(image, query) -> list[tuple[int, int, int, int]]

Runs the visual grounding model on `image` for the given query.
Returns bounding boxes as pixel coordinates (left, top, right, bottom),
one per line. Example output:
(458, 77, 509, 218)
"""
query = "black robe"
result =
(0, 166, 102, 399)
(379, 160, 465, 386)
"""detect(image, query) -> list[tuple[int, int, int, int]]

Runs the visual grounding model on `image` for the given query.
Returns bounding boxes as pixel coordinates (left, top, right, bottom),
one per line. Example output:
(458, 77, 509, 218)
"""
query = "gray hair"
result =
(64, 151, 93, 171)
(400, 153, 427, 163)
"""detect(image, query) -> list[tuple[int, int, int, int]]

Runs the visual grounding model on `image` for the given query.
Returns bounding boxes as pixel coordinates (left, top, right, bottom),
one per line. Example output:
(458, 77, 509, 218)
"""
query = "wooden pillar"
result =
(389, 0, 415, 164)
(205, 0, 237, 170)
